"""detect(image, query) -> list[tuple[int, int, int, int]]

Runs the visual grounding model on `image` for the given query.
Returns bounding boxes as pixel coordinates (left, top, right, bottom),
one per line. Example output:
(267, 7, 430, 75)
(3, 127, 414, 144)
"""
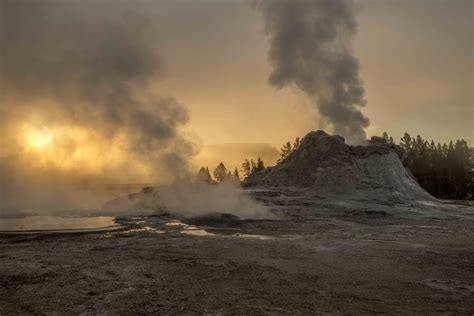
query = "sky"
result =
(149, 0, 473, 145)
(1, 0, 473, 186)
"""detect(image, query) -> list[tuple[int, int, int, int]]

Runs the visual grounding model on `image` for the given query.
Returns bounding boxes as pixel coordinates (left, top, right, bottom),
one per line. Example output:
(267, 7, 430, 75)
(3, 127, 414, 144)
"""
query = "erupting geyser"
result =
(258, 0, 370, 144)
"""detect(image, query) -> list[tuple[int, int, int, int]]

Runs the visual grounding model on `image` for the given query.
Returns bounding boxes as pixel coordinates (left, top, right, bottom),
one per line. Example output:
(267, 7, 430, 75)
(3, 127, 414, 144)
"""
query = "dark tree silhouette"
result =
(383, 131, 473, 199)
(250, 159, 257, 174)
(213, 162, 228, 183)
(196, 167, 212, 183)
(293, 137, 301, 149)
(233, 168, 240, 181)
(240, 157, 267, 179)
(241, 159, 251, 178)
(255, 157, 265, 172)
(278, 137, 301, 163)
(278, 141, 292, 163)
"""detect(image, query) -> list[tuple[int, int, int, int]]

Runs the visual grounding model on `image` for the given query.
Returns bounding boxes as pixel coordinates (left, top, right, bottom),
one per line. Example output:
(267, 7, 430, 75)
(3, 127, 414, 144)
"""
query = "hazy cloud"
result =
(0, 0, 197, 214)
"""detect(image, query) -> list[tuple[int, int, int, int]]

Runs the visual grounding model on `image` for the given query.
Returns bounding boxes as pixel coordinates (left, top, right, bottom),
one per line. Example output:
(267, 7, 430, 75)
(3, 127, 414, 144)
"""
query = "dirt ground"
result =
(1, 191, 474, 315)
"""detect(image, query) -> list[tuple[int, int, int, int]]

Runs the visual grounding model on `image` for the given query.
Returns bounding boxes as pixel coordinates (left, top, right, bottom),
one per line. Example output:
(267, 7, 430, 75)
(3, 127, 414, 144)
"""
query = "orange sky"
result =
(1, 0, 472, 184)
(148, 0, 473, 146)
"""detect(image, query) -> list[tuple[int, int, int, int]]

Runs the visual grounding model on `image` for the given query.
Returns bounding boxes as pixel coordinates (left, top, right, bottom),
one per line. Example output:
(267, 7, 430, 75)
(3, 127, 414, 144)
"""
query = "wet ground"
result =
(0, 215, 119, 232)
(1, 190, 474, 314)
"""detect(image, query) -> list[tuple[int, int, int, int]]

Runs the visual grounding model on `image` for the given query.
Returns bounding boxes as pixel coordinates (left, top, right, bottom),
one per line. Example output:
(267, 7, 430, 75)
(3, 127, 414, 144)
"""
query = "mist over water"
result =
(106, 180, 272, 219)
(0, 183, 146, 218)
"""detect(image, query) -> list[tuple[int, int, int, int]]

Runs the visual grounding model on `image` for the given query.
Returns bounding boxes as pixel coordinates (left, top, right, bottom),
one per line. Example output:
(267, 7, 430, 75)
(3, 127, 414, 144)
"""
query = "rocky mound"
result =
(244, 130, 434, 200)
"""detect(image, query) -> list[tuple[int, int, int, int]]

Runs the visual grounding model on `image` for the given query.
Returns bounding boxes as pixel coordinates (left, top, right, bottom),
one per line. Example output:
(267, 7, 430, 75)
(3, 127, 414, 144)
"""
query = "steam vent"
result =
(244, 130, 434, 201)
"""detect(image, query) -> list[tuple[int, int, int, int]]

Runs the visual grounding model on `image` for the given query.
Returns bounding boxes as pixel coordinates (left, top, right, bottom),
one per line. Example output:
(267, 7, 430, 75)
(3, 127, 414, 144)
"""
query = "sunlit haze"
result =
(1, 0, 472, 185)
(1, 2, 474, 313)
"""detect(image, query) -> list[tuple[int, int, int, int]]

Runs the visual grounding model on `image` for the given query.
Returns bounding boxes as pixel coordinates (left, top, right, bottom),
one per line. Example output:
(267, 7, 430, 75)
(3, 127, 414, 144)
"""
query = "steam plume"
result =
(258, 0, 369, 144)
(0, 0, 195, 181)
(0, 0, 196, 214)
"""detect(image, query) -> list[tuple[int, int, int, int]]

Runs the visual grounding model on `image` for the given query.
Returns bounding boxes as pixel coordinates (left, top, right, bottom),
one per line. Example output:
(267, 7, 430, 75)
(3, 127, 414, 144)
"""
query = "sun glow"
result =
(25, 126, 54, 149)
(15, 122, 158, 182)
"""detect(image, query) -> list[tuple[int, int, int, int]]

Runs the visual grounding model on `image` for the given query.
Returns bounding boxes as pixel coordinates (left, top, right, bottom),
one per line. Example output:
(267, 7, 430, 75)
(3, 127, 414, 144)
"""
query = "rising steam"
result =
(0, 0, 274, 220)
(0, 0, 196, 214)
(258, 0, 369, 144)
(0, 0, 195, 179)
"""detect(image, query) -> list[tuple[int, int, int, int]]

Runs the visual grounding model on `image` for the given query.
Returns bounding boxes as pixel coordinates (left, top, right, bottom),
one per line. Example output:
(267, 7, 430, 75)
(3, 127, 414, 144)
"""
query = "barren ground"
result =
(1, 189, 474, 315)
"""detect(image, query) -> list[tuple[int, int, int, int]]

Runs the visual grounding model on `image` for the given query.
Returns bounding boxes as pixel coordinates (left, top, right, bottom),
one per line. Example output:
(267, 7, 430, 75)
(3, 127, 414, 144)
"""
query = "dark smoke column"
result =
(258, 0, 370, 144)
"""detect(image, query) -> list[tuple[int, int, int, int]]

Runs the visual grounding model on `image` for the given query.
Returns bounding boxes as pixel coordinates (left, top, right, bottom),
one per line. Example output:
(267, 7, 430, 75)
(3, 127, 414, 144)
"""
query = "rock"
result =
(183, 213, 242, 227)
(244, 130, 433, 200)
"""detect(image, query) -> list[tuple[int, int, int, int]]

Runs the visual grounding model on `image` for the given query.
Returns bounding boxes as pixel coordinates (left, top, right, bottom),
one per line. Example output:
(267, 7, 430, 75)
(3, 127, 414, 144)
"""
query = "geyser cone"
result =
(244, 130, 434, 201)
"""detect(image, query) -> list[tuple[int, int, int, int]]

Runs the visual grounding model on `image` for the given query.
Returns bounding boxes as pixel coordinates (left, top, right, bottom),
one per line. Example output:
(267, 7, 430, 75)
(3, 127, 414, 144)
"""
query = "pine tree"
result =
(428, 140, 437, 195)
(380, 131, 473, 199)
(241, 159, 251, 178)
(278, 141, 293, 163)
(250, 159, 257, 174)
(255, 157, 265, 172)
(400, 133, 414, 170)
(196, 166, 212, 183)
(453, 139, 472, 198)
(233, 168, 240, 181)
(213, 162, 228, 183)
(293, 137, 300, 150)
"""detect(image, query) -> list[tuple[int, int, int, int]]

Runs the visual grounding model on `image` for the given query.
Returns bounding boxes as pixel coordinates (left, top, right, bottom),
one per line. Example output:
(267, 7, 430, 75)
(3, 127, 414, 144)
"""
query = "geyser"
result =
(258, 0, 370, 144)
(244, 130, 434, 201)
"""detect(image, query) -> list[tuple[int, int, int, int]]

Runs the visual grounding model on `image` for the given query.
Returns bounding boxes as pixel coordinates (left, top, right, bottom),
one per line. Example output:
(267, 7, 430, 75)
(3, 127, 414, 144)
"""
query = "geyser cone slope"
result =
(244, 131, 434, 201)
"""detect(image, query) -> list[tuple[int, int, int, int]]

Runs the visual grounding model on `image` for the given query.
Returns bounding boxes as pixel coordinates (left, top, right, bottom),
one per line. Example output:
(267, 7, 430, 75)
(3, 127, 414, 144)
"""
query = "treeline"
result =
(197, 157, 266, 183)
(199, 133, 473, 200)
(197, 137, 301, 183)
(278, 137, 300, 163)
(241, 158, 265, 178)
(383, 132, 474, 200)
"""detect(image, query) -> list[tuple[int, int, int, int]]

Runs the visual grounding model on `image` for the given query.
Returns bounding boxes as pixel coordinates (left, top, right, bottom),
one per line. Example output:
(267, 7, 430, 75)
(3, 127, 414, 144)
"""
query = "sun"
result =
(25, 126, 54, 149)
